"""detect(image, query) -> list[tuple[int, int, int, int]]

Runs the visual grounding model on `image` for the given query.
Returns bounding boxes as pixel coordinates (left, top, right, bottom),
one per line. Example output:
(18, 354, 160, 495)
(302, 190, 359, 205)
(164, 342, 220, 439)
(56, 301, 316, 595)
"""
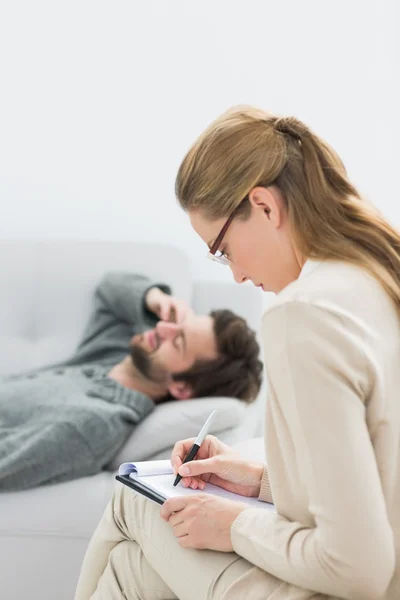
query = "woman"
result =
(75, 106, 399, 600)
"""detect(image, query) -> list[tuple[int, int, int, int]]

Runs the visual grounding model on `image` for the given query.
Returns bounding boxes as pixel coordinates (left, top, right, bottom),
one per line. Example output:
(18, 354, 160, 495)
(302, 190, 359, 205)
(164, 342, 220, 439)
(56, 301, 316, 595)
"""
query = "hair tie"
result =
(274, 117, 308, 143)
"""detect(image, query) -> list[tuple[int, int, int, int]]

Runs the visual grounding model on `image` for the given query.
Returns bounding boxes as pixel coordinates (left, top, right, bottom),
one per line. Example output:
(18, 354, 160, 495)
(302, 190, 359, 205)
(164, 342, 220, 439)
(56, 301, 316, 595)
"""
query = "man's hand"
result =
(145, 287, 193, 324)
(160, 494, 247, 551)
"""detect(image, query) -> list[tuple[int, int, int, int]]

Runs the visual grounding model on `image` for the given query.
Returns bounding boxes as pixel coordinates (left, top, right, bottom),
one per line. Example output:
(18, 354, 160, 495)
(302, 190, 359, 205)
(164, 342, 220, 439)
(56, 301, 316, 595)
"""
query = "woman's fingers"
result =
(180, 476, 205, 490)
(178, 456, 220, 478)
(171, 438, 196, 474)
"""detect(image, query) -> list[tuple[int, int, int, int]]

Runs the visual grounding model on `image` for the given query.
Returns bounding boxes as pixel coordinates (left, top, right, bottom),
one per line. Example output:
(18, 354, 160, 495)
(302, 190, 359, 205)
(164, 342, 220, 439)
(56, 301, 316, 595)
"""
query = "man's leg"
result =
(75, 483, 326, 600)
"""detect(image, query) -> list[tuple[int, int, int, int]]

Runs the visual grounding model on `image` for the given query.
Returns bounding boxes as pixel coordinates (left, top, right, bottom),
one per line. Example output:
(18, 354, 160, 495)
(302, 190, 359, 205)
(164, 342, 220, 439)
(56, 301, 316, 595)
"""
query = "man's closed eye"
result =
(174, 332, 186, 353)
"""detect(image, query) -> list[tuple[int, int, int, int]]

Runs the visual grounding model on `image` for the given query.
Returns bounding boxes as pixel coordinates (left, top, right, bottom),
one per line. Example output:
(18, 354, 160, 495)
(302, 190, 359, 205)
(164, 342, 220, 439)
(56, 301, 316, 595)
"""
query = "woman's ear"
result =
(168, 380, 193, 400)
(248, 186, 283, 228)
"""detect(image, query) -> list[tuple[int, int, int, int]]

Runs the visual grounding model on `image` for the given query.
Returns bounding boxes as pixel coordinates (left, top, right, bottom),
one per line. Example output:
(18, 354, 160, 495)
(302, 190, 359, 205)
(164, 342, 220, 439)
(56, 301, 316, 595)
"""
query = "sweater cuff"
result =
(258, 465, 273, 504)
(230, 506, 276, 559)
(142, 283, 172, 325)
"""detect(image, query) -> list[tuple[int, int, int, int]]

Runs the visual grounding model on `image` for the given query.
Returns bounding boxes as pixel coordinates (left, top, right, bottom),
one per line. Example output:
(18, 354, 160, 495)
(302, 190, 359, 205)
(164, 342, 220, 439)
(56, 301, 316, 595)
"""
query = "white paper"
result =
(119, 459, 173, 477)
(136, 473, 275, 511)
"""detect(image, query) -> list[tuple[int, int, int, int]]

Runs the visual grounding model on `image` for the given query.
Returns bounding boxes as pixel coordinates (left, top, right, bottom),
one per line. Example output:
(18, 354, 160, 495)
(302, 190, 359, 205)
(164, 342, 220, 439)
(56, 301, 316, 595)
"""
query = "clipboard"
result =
(116, 459, 275, 512)
(115, 474, 167, 505)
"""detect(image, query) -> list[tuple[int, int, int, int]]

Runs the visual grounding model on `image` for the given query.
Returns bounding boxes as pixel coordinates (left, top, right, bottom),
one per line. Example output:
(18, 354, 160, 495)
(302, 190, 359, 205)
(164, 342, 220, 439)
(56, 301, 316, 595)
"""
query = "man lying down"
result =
(0, 273, 262, 491)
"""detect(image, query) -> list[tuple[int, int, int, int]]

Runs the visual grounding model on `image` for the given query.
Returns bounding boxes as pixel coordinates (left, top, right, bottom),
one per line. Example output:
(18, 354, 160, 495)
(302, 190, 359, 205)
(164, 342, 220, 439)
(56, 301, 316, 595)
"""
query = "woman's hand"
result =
(145, 287, 193, 324)
(160, 494, 247, 551)
(171, 435, 264, 498)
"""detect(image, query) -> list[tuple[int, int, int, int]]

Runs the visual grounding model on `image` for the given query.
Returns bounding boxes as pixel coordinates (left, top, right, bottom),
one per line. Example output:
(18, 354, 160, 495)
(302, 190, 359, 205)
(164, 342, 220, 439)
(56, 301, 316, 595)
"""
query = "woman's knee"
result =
(109, 540, 133, 565)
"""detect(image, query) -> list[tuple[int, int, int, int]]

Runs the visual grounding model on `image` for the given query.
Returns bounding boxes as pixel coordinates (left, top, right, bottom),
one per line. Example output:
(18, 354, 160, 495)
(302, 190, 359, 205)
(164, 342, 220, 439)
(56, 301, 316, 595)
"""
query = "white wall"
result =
(0, 0, 398, 286)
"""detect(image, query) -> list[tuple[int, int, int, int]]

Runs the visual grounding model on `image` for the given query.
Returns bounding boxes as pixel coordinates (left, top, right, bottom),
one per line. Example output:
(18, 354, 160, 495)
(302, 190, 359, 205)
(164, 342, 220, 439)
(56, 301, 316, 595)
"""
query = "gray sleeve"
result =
(0, 421, 100, 491)
(76, 272, 172, 353)
(0, 392, 155, 491)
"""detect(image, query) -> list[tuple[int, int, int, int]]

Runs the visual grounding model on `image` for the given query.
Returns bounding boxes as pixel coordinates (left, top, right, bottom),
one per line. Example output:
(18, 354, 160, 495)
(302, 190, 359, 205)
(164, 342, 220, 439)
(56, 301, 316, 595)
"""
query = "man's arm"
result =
(71, 272, 171, 363)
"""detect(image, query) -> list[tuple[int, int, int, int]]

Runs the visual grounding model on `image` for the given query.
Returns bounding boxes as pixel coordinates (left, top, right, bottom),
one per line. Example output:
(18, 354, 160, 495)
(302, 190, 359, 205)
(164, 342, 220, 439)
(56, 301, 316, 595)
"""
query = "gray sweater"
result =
(0, 273, 171, 491)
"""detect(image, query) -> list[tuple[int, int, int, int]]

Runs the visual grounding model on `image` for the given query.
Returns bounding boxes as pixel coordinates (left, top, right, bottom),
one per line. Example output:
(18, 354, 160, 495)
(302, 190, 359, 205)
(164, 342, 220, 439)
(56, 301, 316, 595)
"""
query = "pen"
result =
(173, 410, 218, 487)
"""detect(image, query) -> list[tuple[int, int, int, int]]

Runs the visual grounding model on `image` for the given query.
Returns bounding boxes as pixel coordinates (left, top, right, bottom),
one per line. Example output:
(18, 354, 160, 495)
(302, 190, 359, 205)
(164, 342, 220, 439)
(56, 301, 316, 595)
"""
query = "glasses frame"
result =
(207, 197, 247, 265)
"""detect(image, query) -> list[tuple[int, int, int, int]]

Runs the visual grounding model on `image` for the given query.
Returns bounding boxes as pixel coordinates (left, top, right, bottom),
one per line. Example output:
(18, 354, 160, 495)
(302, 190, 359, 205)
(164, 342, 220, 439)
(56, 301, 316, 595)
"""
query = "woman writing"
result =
(75, 106, 399, 600)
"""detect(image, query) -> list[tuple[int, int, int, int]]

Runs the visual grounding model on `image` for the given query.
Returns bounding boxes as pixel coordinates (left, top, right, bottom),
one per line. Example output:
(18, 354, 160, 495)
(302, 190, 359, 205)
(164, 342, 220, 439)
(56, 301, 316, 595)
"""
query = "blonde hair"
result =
(176, 105, 400, 312)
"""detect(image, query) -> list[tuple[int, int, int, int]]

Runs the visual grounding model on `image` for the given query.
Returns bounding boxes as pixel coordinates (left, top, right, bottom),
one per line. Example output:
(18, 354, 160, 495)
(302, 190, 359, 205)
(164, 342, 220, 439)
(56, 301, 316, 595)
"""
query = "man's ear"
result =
(168, 380, 193, 400)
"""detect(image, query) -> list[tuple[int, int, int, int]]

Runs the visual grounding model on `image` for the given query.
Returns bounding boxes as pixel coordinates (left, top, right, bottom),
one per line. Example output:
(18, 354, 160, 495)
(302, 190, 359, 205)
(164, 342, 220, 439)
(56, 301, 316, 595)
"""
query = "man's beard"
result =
(130, 343, 168, 385)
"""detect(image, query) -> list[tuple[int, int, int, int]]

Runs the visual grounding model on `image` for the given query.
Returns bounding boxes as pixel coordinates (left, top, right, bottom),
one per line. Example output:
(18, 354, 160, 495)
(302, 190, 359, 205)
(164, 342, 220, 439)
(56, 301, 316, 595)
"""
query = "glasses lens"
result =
(207, 251, 230, 265)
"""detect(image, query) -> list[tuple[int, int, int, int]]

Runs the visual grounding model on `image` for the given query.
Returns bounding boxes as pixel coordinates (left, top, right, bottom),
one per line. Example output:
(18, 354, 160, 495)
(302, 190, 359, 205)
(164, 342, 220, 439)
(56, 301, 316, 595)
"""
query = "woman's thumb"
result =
(178, 457, 217, 477)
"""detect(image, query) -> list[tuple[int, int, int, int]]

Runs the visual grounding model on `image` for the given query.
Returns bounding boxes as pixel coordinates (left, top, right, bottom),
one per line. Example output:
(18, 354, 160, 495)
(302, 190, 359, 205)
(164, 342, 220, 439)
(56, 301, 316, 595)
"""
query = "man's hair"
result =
(172, 309, 263, 403)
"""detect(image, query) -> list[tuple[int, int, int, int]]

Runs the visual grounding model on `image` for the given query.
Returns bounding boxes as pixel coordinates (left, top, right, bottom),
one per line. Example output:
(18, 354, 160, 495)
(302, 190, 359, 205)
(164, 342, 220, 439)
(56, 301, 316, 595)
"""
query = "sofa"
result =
(0, 240, 266, 600)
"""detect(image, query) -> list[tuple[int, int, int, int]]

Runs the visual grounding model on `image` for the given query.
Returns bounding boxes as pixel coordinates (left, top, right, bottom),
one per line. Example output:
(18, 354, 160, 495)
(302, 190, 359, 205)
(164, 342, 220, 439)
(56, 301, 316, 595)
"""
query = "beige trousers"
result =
(74, 483, 326, 600)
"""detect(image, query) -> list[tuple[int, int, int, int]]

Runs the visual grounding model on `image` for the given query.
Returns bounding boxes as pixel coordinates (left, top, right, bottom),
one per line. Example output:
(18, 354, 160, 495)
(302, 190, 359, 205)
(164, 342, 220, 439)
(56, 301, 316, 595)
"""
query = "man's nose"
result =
(230, 264, 249, 284)
(155, 321, 179, 340)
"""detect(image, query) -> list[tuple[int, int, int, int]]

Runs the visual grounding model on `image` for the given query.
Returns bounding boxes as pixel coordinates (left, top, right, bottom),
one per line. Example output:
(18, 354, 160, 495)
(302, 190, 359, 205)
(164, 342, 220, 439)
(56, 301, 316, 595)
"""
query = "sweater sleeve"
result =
(231, 301, 395, 600)
(258, 465, 273, 504)
(76, 272, 171, 353)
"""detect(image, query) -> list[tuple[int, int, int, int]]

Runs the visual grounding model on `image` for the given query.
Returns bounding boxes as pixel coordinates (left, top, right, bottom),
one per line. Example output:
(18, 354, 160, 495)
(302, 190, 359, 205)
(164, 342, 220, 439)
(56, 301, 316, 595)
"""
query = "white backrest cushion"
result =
(1, 240, 265, 377)
(0, 241, 191, 375)
(192, 280, 263, 334)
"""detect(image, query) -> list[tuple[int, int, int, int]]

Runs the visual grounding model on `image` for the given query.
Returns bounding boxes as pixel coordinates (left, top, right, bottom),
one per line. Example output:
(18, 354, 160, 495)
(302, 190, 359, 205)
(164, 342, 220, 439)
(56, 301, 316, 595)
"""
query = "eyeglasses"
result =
(207, 198, 247, 265)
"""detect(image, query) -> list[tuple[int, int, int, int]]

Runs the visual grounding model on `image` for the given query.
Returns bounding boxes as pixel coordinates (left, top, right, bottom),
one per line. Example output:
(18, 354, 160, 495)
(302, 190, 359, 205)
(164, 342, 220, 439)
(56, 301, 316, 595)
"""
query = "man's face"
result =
(130, 313, 218, 389)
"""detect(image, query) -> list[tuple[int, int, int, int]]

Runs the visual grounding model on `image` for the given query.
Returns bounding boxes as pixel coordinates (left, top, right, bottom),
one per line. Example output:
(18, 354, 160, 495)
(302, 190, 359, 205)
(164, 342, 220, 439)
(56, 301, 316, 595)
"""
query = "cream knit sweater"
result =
(231, 260, 399, 600)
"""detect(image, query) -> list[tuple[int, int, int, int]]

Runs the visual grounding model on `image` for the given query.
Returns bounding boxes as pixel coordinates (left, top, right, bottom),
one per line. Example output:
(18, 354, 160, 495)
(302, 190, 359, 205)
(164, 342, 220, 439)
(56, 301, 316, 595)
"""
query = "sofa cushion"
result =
(109, 396, 246, 468)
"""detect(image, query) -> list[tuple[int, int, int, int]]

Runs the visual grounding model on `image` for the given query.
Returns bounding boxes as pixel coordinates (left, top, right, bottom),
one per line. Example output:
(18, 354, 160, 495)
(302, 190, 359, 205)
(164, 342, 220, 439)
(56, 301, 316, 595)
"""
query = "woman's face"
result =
(189, 186, 304, 294)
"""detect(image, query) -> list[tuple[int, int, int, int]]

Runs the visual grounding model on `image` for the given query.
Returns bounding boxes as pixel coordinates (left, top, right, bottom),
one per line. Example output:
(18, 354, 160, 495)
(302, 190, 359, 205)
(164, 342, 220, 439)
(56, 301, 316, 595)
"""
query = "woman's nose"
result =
(230, 264, 249, 284)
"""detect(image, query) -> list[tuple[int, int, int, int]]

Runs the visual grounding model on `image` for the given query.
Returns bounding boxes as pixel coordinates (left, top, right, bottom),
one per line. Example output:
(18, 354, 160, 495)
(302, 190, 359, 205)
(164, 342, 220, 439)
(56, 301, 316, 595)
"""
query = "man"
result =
(0, 272, 262, 491)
